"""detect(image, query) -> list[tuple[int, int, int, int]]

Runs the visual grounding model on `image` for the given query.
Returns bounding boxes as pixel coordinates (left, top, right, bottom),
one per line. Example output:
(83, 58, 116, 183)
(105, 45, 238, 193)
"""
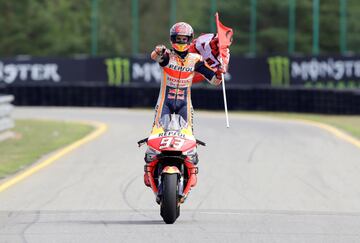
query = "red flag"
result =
(215, 12, 233, 66)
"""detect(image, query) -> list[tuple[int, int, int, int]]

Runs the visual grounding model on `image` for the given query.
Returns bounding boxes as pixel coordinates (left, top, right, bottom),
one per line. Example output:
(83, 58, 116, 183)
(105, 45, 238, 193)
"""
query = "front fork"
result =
(145, 162, 198, 204)
(156, 166, 182, 205)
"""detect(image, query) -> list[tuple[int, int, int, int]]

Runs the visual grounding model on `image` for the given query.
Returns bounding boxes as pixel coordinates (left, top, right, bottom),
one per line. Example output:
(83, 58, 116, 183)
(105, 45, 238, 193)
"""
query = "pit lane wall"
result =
(0, 55, 359, 114)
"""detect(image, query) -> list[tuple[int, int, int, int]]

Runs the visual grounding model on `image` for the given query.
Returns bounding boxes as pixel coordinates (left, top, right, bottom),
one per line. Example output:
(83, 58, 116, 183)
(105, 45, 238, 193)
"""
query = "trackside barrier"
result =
(0, 95, 15, 139)
(1, 86, 360, 114)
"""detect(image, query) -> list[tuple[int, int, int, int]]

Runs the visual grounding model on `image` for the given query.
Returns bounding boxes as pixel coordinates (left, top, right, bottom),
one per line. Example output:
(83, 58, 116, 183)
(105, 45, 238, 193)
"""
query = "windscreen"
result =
(159, 114, 188, 131)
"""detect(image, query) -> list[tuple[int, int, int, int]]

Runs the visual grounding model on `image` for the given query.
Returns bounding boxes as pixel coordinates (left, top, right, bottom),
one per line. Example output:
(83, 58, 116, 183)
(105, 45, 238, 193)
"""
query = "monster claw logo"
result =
(267, 56, 290, 86)
(105, 58, 130, 86)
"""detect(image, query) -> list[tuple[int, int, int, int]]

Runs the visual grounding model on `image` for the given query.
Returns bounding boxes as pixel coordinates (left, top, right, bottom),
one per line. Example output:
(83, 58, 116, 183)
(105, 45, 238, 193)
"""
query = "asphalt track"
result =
(1, 107, 360, 243)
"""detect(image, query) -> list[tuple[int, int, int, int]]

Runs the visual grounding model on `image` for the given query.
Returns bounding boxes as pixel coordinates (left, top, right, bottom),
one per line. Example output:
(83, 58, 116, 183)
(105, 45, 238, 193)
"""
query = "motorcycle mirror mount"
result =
(137, 137, 148, 147)
(196, 139, 206, 146)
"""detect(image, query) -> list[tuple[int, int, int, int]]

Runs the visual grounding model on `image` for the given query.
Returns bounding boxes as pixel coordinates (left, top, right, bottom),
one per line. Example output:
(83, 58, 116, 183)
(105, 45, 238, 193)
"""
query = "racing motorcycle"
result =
(138, 114, 205, 224)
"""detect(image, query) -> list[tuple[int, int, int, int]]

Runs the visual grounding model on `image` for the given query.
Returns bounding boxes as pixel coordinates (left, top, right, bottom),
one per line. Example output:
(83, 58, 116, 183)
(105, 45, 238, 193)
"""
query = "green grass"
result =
(0, 119, 94, 179)
(240, 112, 360, 139)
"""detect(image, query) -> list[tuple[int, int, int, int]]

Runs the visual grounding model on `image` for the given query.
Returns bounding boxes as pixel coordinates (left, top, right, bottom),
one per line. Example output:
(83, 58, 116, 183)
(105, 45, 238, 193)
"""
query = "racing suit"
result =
(151, 47, 222, 128)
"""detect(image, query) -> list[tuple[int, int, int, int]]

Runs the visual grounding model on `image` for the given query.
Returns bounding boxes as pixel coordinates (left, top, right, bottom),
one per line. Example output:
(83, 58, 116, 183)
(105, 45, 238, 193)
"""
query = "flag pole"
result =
(216, 12, 230, 128)
(221, 71, 230, 128)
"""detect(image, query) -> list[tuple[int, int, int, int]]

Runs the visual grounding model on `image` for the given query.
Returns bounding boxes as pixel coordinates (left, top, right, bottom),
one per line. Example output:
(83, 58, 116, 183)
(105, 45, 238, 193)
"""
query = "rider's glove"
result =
(209, 65, 225, 86)
(216, 65, 226, 78)
(155, 45, 166, 55)
(151, 45, 167, 62)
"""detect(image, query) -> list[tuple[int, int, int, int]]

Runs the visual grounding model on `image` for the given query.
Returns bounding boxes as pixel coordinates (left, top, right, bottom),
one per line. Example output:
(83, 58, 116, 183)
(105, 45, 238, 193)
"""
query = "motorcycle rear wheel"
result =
(160, 173, 179, 224)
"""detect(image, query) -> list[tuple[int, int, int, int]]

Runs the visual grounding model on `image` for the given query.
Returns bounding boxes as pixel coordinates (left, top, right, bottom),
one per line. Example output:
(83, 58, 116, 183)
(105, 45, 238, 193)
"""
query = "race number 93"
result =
(159, 137, 185, 150)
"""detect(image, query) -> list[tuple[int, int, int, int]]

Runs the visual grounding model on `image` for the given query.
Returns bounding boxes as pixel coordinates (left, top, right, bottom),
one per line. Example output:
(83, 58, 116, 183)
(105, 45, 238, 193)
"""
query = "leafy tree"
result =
(1, 0, 360, 57)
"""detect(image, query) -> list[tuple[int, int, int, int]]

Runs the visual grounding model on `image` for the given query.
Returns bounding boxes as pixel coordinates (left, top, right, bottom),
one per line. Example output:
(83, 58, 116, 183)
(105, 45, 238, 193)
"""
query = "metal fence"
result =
(88, 0, 357, 56)
(0, 95, 15, 140)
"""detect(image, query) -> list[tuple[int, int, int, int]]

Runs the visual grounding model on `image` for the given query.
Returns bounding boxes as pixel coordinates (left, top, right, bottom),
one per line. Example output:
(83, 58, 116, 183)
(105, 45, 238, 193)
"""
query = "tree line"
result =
(0, 0, 359, 57)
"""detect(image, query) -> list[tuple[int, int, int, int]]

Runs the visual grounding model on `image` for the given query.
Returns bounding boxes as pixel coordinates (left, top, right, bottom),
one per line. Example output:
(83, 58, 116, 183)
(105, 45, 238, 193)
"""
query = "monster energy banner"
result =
(0, 57, 107, 85)
(1, 56, 360, 89)
(0, 56, 165, 86)
(267, 56, 360, 88)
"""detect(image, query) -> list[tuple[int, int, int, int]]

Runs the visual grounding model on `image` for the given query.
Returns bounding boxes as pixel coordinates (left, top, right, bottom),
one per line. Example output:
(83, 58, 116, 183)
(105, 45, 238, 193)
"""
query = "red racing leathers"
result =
(151, 46, 222, 128)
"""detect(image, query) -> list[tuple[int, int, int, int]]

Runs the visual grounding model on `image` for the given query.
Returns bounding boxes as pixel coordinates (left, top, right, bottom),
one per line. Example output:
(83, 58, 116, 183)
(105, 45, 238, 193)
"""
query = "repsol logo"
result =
(168, 64, 194, 72)
(0, 62, 61, 84)
(105, 58, 130, 86)
(158, 131, 185, 138)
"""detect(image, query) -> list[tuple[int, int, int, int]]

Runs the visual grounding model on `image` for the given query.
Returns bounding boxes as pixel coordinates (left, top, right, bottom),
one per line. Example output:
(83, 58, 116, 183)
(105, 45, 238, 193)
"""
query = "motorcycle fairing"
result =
(144, 114, 199, 202)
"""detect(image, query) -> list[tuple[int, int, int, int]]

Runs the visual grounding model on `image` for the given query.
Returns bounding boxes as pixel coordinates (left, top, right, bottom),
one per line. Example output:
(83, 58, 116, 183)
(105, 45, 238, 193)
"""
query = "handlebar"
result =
(196, 139, 206, 146)
(138, 137, 206, 147)
(137, 138, 148, 147)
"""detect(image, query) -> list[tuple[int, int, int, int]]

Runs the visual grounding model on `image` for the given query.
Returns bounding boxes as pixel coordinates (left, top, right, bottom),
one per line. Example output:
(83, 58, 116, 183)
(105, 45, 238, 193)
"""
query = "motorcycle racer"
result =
(150, 22, 224, 129)
(144, 22, 224, 187)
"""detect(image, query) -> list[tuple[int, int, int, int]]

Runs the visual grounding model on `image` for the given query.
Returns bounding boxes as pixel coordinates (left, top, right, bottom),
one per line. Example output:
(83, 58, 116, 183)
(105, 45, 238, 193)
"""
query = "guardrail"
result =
(0, 95, 15, 140)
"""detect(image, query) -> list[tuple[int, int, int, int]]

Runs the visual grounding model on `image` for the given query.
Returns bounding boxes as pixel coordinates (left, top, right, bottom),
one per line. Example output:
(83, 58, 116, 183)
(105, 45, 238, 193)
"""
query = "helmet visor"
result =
(171, 34, 192, 45)
(175, 35, 189, 44)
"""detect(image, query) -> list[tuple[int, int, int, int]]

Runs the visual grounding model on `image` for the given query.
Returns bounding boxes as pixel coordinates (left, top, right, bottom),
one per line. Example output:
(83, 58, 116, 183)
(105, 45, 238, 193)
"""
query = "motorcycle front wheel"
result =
(160, 173, 179, 224)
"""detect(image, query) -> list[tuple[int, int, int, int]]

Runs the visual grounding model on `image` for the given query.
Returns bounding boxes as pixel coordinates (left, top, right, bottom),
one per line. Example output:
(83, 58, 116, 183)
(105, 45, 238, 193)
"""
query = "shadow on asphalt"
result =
(79, 220, 165, 225)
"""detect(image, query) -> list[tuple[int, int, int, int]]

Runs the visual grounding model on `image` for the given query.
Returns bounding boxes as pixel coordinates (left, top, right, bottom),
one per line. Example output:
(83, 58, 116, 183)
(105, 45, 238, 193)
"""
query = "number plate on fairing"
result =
(148, 135, 196, 152)
(159, 137, 185, 150)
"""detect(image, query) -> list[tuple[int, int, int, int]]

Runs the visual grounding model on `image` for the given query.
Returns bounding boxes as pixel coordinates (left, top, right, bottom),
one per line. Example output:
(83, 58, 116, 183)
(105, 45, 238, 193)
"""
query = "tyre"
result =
(160, 173, 179, 224)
